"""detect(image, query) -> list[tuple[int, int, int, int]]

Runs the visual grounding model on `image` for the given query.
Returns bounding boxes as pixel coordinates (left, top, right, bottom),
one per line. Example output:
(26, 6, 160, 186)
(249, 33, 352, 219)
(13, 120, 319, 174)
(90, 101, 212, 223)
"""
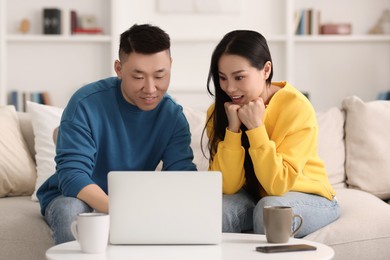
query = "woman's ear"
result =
(114, 60, 122, 79)
(264, 61, 272, 79)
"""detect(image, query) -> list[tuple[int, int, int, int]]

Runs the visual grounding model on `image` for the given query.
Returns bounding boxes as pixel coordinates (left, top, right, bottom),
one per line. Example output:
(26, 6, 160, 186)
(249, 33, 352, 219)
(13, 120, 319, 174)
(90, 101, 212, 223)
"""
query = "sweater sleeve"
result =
(161, 109, 197, 171)
(56, 108, 97, 198)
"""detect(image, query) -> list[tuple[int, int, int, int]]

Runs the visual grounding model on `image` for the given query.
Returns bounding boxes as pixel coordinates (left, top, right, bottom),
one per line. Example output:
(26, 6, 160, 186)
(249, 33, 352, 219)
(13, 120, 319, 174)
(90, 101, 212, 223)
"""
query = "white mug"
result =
(70, 212, 110, 254)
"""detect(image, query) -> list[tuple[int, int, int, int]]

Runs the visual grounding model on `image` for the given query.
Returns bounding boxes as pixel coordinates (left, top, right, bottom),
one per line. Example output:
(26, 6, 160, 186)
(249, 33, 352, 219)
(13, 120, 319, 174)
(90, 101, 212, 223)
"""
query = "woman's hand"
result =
(224, 102, 242, 133)
(238, 97, 265, 130)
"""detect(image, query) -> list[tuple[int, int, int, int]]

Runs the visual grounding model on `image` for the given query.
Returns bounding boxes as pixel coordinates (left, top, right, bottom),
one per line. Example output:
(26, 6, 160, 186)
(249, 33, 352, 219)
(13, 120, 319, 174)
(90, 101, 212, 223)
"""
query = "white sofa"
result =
(1, 96, 390, 260)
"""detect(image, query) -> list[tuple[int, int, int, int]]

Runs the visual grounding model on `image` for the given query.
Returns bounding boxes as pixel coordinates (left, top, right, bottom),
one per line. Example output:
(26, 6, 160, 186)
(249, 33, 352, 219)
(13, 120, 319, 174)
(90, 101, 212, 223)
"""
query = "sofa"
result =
(1, 96, 390, 260)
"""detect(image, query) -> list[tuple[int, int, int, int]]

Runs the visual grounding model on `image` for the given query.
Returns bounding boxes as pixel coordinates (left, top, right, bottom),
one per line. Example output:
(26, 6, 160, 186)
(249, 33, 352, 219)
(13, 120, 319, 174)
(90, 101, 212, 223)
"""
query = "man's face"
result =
(114, 50, 172, 111)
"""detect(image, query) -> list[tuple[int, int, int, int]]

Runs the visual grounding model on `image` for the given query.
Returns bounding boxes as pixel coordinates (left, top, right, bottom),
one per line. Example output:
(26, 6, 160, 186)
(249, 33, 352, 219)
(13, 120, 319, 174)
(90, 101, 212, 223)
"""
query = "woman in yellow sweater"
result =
(204, 30, 340, 236)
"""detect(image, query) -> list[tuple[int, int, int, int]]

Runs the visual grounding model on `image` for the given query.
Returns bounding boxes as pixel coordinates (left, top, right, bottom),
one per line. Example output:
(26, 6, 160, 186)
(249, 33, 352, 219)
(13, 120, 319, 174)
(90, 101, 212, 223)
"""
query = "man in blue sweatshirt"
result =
(37, 24, 197, 244)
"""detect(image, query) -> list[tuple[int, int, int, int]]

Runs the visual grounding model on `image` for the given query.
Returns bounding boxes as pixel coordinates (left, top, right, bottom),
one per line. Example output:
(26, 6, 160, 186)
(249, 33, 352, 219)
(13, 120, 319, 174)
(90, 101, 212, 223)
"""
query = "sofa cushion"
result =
(316, 107, 346, 189)
(0, 106, 37, 197)
(342, 96, 390, 199)
(0, 196, 54, 260)
(27, 101, 63, 201)
(305, 188, 390, 259)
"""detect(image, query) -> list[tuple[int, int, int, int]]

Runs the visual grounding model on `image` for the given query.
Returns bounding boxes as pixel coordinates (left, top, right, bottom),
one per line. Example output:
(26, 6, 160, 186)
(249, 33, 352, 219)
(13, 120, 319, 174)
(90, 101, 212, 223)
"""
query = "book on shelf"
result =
(320, 23, 352, 35)
(70, 10, 103, 35)
(8, 91, 51, 112)
(43, 8, 62, 35)
(72, 27, 103, 34)
(377, 91, 390, 100)
(294, 9, 321, 35)
(70, 9, 78, 34)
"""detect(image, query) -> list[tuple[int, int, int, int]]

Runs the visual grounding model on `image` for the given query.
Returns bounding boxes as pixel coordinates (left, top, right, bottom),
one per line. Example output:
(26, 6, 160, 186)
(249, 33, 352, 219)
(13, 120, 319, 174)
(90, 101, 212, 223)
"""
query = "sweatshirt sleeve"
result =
(247, 97, 318, 196)
(206, 106, 246, 194)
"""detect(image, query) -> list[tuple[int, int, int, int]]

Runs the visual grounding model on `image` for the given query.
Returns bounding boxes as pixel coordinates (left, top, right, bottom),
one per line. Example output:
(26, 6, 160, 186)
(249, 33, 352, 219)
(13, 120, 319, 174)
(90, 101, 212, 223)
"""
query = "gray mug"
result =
(263, 206, 303, 243)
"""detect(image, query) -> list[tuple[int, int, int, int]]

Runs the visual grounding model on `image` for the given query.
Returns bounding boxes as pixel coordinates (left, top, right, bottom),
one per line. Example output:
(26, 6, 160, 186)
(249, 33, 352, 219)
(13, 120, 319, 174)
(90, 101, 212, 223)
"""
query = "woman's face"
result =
(218, 54, 270, 105)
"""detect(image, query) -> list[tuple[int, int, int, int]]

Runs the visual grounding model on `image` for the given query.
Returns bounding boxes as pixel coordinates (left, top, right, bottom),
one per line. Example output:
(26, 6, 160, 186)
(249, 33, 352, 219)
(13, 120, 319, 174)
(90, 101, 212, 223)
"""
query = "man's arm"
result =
(77, 184, 109, 213)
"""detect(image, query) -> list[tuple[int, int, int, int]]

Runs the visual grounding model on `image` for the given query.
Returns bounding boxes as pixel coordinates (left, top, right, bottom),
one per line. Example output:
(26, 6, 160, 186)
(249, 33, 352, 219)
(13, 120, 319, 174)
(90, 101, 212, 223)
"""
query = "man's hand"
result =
(77, 184, 109, 213)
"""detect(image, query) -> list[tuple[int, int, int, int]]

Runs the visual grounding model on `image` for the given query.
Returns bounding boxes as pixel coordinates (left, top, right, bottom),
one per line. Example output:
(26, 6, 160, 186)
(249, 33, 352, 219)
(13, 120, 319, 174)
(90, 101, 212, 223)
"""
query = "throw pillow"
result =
(0, 106, 36, 197)
(316, 107, 346, 188)
(183, 106, 209, 171)
(27, 101, 64, 201)
(342, 96, 390, 199)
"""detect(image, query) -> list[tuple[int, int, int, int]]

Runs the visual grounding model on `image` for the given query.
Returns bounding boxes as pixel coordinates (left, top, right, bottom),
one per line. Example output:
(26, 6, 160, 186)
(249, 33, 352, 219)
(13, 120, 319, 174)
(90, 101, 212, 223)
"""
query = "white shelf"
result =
(294, 35, 390, 43)
(6, 34, 112, 43)
(9, 34, 389, 44)
(171, 35, 287, 43)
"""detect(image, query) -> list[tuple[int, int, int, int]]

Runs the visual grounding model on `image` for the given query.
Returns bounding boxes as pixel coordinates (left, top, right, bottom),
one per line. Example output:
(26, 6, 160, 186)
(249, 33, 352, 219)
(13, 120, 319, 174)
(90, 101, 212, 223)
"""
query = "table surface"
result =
(46, 233, 334, 260)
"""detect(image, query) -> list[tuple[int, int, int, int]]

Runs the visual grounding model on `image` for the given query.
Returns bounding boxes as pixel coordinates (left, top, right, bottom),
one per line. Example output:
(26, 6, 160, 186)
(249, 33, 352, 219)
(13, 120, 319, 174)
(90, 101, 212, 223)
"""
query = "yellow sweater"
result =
(207, 82, 336, 200)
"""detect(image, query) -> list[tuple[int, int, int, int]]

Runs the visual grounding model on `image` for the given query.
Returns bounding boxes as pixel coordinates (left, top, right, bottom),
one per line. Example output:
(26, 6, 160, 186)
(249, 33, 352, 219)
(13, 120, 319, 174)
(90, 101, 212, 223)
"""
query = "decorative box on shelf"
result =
(320, 23, 352, 35)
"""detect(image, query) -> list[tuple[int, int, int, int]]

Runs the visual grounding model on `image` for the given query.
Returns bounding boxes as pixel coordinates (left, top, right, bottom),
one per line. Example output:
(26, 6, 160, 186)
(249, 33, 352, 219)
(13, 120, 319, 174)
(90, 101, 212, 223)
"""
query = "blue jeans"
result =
(44, 195, 93, 244)
(223, 190, 340, 237)
(222, 190, 255, 233)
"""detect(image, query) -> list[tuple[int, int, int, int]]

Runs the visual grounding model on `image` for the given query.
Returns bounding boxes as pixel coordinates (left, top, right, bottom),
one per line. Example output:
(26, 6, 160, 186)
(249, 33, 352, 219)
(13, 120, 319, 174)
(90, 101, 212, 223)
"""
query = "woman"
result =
(203, 30, 340, 237)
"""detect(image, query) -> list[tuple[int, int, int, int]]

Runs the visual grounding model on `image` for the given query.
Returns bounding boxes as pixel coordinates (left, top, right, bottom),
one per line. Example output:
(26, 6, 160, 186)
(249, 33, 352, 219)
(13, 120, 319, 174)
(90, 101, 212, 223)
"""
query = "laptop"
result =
(108, 171, 222, 245)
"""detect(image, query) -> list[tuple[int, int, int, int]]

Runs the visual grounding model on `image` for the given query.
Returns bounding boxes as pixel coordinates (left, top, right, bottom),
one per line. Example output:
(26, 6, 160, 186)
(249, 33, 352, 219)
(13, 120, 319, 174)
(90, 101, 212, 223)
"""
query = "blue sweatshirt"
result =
(37, 77, 197, 215)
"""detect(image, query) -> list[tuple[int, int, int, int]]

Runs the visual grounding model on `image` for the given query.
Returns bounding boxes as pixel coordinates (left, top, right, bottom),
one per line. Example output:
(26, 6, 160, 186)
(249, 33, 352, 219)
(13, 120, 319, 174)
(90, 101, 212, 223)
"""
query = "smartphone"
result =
(256, 244, 317, 253)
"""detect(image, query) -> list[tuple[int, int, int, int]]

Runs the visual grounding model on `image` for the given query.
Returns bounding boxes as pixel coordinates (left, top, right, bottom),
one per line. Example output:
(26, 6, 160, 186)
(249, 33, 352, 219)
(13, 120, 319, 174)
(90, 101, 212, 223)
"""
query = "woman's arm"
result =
(247, 96, 318, 196)
(206, 107, 246, 194)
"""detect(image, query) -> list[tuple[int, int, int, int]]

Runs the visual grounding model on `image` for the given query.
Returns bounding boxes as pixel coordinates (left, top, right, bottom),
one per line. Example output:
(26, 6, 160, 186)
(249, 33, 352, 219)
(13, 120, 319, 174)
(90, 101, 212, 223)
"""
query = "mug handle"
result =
(291, 214, 303, 237)
(70, 221, 79, 241)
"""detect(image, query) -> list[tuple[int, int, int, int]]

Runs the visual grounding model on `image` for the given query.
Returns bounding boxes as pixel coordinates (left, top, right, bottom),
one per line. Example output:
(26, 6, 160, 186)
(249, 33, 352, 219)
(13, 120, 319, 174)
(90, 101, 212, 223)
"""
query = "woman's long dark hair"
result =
(201, 30, 273, 201)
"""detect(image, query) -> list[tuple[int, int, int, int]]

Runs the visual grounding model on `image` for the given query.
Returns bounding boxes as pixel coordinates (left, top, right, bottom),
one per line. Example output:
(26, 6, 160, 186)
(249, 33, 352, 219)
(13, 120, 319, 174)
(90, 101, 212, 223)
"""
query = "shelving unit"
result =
(0, 0, 114, 108)
(6, 35, 112, 43)
(294, 35, 390, 43)
(1, 0, 389, 111)
(289, 0, 390, 110)
(110, 0, 390, 111)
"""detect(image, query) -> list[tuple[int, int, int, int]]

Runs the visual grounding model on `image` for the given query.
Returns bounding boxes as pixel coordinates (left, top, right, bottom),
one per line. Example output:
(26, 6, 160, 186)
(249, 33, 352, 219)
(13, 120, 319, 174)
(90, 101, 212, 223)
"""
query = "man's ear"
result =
(114, 60, 122, 79)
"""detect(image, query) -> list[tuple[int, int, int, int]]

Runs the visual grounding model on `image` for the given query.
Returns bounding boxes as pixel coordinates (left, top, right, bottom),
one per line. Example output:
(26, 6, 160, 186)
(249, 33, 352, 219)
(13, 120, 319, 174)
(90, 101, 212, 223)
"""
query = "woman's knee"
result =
(253, 195, 292, 234)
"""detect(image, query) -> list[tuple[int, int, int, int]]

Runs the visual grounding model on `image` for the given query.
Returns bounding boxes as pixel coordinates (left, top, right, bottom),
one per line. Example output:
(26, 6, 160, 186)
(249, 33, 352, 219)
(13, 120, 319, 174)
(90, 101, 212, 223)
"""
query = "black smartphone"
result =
(256, 244, 317, 253)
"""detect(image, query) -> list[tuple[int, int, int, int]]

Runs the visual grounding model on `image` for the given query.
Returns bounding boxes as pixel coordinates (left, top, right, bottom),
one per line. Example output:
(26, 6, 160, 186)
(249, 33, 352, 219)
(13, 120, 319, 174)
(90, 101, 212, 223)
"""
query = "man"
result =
(37, 24, 197, 244)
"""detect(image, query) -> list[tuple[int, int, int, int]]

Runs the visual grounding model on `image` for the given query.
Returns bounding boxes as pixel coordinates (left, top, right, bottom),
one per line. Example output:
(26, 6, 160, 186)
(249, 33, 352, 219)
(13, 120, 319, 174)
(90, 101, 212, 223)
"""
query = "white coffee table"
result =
(46, 233, 334, 260)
